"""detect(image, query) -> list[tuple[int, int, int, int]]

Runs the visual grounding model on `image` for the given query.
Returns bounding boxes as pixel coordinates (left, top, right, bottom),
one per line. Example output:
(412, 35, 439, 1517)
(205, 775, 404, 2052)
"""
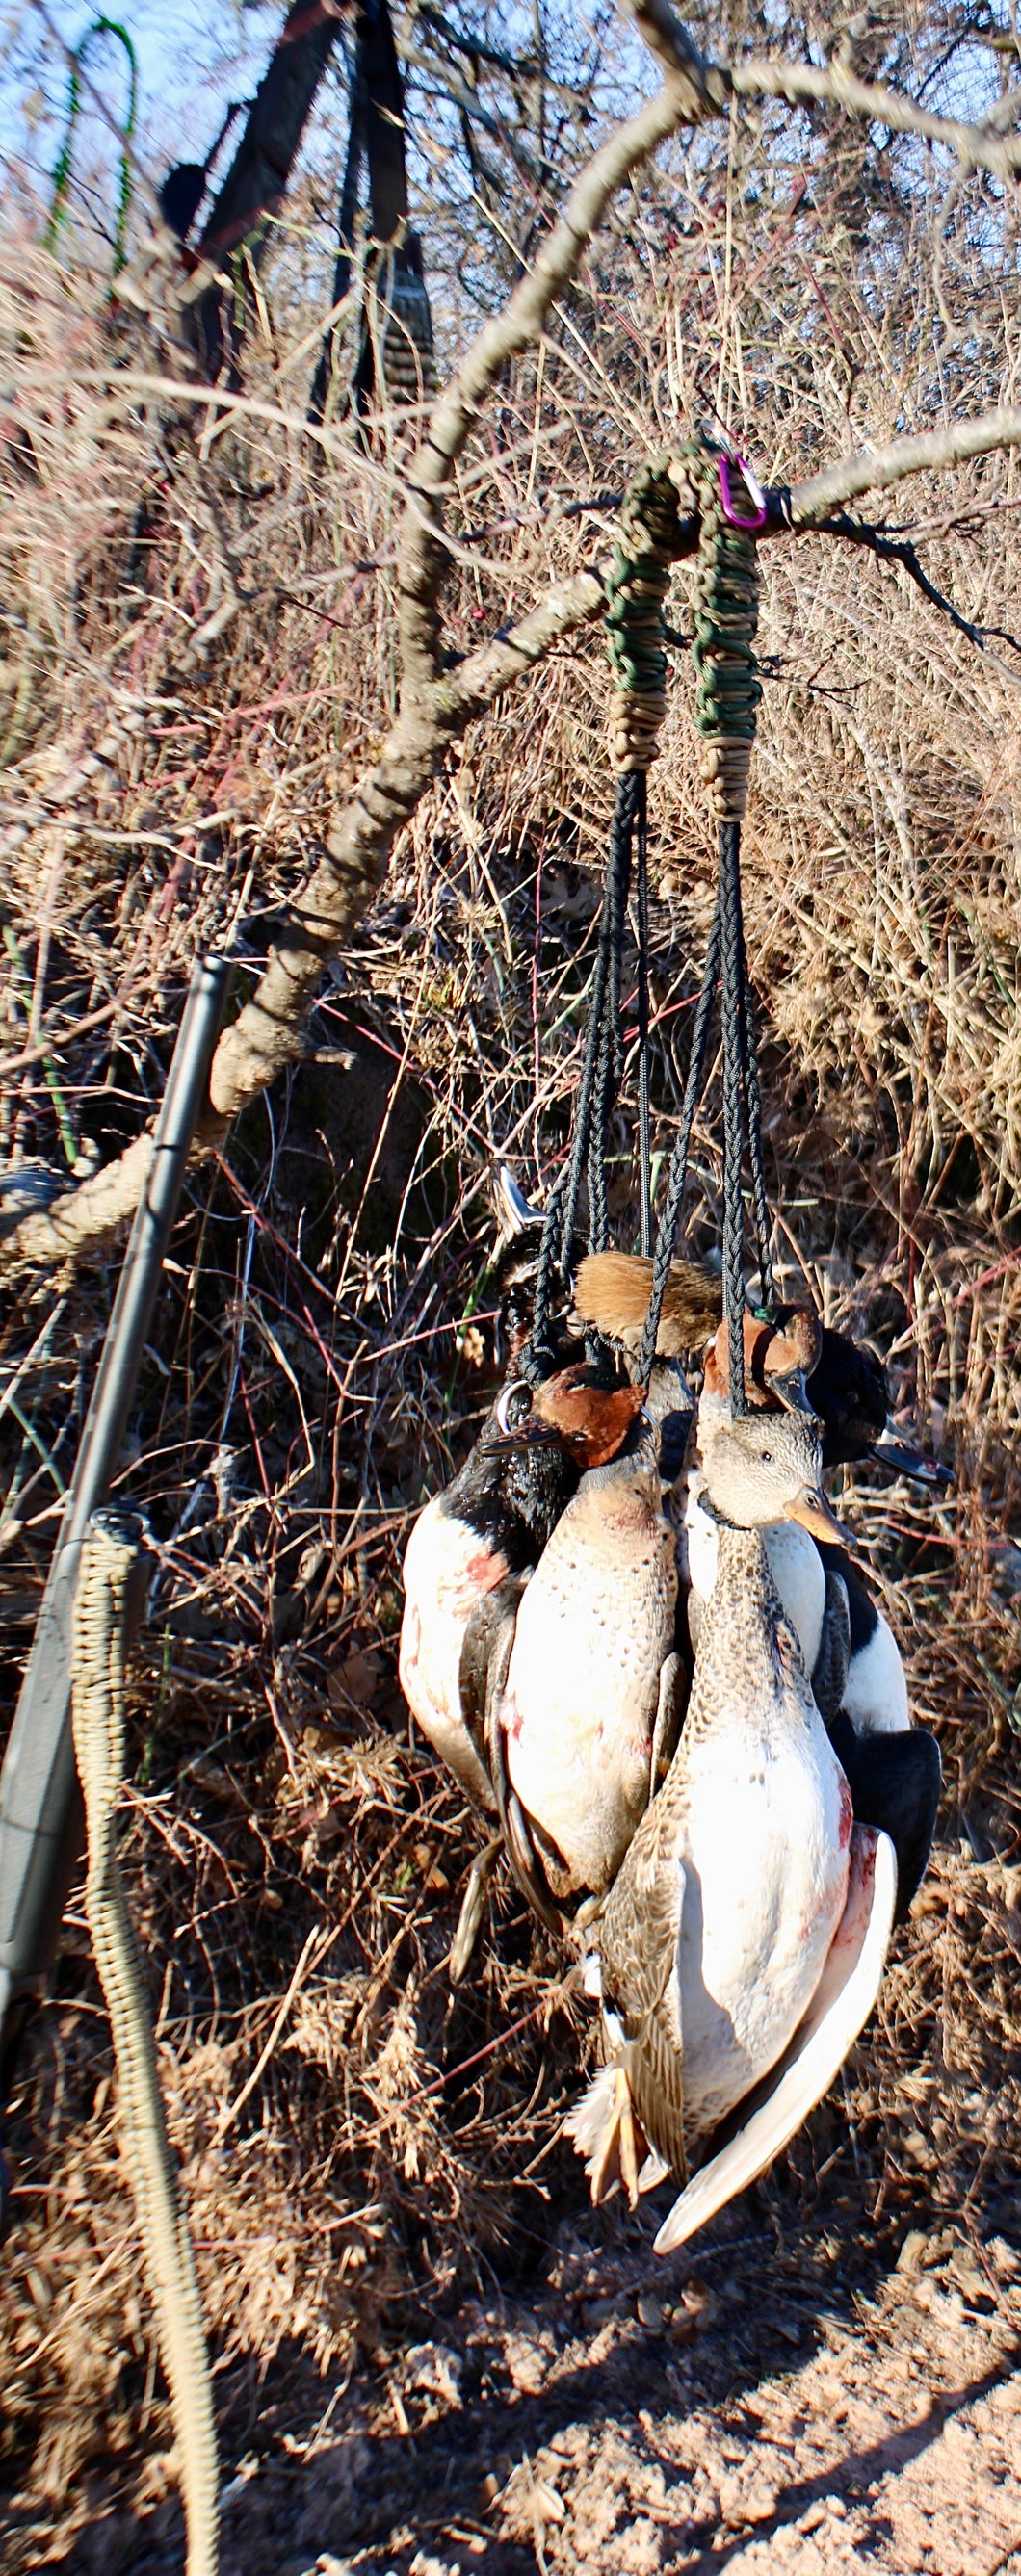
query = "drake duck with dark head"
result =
(566, 1403, 898, 2252)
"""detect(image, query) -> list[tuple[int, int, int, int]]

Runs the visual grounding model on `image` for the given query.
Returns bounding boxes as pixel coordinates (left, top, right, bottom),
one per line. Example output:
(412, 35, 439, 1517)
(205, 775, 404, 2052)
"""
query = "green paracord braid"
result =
(605, 457, 685, 773)
(685, 437, 762, 822)
(45, 18, 138, 279)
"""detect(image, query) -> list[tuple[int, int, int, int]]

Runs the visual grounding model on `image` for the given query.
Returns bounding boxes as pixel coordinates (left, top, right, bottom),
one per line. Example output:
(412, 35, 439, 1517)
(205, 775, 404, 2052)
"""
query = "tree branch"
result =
(814, 511, 1021, 685)
(781, 407, 1021, 523)
(629, 0, 1021, 183)
(396, 45, 714, 695)
(730, 53, 1021, 185)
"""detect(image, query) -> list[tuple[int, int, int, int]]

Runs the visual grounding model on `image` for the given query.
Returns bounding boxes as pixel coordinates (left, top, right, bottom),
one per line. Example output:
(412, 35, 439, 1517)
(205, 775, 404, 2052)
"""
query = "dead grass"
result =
(2, 198, 1021, 2564)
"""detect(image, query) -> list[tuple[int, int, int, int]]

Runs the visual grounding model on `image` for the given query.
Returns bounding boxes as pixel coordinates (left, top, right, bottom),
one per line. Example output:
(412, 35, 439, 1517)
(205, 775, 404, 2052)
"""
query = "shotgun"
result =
(0, 954, 232, 2117)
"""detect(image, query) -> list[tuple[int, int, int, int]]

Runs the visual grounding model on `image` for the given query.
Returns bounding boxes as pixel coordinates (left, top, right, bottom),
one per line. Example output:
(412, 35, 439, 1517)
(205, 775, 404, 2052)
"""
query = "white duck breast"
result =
(399, 1494, 504, 1811)
(835, 1572, 910, 1736)
(493, 1451, 677, 1898)
(566, 1410, 860, 2206)
(668, 1589, 851, 2138)
(653, 1822, 897, 2254)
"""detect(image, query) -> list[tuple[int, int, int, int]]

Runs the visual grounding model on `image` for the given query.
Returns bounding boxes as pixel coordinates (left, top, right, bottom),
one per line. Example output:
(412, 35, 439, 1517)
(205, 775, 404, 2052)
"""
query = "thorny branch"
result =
(10, 0, 1021, 1272)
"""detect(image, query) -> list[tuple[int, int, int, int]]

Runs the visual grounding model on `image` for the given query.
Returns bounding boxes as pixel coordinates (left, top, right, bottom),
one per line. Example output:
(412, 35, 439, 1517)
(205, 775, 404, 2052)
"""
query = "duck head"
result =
(805, 1330, 953, 1486)
(570, 1249, 723, 1358)
(530, 1362, 645, 1469)
(704, 1309, 824, 1417)
(700, 1408, 848, 1543)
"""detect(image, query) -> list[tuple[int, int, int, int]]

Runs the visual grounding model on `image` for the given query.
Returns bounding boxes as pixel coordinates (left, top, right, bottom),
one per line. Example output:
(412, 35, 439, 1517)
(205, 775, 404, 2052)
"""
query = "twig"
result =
(783, 405, 1021, 523)
(815, 510, 1021, 687)
(217, 1921, 334, 2136)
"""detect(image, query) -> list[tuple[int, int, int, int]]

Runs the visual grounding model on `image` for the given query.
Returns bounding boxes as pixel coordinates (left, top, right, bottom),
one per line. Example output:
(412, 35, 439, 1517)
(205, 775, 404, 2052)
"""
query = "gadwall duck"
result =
(566, 1406, 897, 2250)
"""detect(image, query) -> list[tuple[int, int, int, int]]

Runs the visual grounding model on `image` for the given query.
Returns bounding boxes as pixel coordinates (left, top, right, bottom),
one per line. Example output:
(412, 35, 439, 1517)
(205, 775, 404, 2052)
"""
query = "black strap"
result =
(635, 794, 652, 1259)
(638, 899, 721, 1389)
(719, 820, 750, 1413)
(526, 770, 645, 1369)
(638, 820, 775, 1407)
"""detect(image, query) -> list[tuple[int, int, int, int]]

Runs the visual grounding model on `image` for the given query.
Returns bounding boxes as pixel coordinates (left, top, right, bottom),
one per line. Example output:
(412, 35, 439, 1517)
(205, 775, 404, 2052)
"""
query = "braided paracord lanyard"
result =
(45, 18, 138, 279)
(526, 459, 684, 1374)
(639, 438, 774, 1414)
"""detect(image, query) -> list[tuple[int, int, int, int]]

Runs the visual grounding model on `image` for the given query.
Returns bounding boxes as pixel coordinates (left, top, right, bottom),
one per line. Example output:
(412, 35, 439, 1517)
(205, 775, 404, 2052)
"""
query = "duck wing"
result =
(653, 1822, 896, 2255)
(810, 1566, 851, 1725)
(484, 1613, 565, 1937)
(595, 1817, 690, 2178)
(565, 1852, 688, 2206)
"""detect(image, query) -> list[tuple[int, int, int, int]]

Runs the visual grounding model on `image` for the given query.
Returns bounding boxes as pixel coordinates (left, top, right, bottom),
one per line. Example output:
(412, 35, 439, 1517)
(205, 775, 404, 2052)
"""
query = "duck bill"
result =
(766, 1364, 821, 1420)
(869, 1425, 953, 1488)
(494, 1164, 538, 1236)
(487, 1418, 563, 1456)
(783, 1485, 849, 1544)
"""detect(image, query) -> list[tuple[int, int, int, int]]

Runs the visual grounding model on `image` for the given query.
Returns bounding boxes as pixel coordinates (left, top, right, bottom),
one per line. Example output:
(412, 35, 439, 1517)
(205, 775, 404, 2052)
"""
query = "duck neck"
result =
(703, 1517, 784, 1634)
(711, 1520, 767, 1573)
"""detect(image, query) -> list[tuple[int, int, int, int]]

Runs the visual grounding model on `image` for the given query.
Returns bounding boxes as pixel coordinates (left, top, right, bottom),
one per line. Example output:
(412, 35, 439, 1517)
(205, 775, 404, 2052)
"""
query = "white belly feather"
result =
(671, 1708, 851, 2134)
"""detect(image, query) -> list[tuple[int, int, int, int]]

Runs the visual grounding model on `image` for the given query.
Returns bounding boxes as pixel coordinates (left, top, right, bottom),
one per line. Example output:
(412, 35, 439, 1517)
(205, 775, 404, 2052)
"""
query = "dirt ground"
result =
(46, 2173, 1020, 2576)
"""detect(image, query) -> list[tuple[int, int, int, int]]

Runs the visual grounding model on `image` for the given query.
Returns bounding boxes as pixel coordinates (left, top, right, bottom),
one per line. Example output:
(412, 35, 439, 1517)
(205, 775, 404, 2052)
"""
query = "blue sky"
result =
(1, 0, 291, 212)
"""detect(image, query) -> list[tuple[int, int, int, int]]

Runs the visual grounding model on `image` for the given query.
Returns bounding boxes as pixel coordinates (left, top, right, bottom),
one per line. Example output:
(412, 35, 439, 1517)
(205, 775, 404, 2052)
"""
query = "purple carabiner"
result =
(719, 453, 768, 533)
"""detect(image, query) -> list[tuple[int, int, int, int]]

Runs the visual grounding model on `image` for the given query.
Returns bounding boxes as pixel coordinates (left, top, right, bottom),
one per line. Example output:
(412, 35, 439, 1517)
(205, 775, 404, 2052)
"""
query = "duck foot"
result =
(563, 2062, 658, 2211)
(448, 1836, 503, 1986)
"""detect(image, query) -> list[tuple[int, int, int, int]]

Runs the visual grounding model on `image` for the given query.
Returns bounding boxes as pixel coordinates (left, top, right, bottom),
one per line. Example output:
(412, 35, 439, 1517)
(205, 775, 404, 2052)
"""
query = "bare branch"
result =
(207, 571, 613, 1123)
(0, 1130, 160, 1272)
(627, 0, 1021, 184)
(731, 55, 1021, 184)
(396, 52, 712, 694)
(814, 511, 1021, 688)
(782, 407, 1021, 523)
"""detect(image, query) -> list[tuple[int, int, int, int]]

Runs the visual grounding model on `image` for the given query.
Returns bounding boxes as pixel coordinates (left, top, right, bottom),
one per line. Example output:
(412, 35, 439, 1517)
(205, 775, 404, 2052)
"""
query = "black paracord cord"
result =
(586, 771, 638, 1254)
(719, 820, 751, 1415)
(739, 963, 774, 1316)
(555, 769, 641, 1273)
(637, 899, 721, 1390)
(524, 770, 641, 1370)
(524, 1164, 568, 1377)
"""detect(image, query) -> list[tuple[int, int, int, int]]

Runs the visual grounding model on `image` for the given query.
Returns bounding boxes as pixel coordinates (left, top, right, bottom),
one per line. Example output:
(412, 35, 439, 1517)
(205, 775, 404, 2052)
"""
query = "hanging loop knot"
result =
(685, 435, 763, 827)
(606, 458, 684, 776)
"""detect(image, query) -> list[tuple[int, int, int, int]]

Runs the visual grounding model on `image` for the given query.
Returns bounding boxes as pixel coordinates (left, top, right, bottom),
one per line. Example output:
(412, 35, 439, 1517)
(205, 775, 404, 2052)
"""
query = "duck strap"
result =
(605, 459, 684, 776)
(604, 460, 687, 1257)
(640, 439, 773, 1415)
(526, 460, 685, 1369)
(688, 440, 763, 826)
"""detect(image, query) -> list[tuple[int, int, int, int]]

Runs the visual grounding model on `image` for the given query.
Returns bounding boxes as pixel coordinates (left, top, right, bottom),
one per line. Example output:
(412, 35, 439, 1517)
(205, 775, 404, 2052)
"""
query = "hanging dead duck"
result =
(484, 1405, 681, 1933)
(565, 1406, 897, 2249)
(683, 1317, 941, 1919)
(573, 1250, 952, 1487)
(400, 1364, 637, 1815)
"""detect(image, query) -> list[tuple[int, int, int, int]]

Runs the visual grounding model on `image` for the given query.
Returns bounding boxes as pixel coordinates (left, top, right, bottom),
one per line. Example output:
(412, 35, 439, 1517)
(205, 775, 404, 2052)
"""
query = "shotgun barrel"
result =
(0, 954, 232, 2074)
